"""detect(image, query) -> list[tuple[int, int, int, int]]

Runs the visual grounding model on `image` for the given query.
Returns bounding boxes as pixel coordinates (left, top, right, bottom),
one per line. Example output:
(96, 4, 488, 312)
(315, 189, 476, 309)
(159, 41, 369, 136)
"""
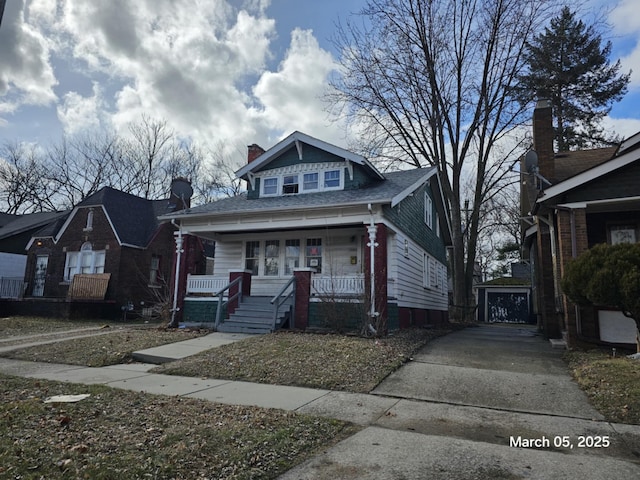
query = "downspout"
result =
(170, 219, 184, 328)
(367, 203, 379, 334)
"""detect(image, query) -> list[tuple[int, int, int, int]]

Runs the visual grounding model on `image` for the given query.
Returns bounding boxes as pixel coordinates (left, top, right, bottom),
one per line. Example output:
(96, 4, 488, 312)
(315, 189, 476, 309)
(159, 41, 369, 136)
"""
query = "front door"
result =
(33, 255, 48, 296)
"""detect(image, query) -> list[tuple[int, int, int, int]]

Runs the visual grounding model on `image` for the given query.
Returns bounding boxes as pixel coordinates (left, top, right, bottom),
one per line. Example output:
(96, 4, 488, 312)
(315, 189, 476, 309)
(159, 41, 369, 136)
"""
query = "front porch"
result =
(181, 270, 367, 333)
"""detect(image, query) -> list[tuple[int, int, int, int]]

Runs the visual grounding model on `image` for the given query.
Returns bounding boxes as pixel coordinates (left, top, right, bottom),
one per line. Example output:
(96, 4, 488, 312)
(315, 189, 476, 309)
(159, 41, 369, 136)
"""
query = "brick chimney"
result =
(247, 144, 265, 163)
(533, 99, 555, 182)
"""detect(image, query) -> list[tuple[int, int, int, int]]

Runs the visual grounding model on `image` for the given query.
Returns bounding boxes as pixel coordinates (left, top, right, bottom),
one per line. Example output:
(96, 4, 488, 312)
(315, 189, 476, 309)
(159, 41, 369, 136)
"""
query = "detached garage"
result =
(476, 278, 533, 324)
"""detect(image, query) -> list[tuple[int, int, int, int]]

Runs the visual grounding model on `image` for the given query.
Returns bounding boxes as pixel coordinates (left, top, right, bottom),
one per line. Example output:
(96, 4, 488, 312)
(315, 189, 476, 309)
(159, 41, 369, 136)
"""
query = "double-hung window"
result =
(303, 173, 319, 191)
(64, 242, 105, 281)
(263, 177, 278, 196)
(282, 175, 299, 194)
(324, 170, 341, 189)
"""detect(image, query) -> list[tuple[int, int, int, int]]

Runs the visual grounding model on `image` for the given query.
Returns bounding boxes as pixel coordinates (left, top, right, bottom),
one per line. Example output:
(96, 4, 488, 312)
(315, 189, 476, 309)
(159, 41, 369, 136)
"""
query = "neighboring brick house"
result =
(162, 131, 452, 333)
(522, 100, 640, 348)
(19, 180, 205, 318)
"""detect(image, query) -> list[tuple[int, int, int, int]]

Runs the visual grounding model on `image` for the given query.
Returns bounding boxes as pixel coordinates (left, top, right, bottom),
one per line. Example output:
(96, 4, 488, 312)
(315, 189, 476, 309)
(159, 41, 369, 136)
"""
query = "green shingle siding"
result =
(182, 299, 223, 323)
(383, 183, 446, 263)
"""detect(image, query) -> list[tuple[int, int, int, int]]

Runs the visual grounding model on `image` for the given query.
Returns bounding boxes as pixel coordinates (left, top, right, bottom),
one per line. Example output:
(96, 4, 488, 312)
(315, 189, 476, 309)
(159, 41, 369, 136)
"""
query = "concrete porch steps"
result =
(217, 296, 291, 334)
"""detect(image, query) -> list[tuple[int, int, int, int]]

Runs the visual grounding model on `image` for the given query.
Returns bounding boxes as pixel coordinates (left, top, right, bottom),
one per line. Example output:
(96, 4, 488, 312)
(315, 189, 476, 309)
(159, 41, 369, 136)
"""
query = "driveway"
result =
(282, 324, 640, 479)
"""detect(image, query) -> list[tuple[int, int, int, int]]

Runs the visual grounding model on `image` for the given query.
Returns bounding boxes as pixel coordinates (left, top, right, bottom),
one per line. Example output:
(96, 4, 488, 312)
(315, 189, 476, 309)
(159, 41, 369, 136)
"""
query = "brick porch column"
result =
(557, 208, 588, 346)
(293, 268, 314, 330)
(228, 270, 252, 315)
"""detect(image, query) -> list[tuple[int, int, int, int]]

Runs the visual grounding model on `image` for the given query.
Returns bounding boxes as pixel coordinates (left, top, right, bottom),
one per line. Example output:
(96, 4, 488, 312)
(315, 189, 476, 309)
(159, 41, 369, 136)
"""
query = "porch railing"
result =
(271, 276, 296, 330)
(214, 276, 243, 329)
(311, 274, 365, 297)
(0, 277, 26, 299)
(186, 275, 228, 295)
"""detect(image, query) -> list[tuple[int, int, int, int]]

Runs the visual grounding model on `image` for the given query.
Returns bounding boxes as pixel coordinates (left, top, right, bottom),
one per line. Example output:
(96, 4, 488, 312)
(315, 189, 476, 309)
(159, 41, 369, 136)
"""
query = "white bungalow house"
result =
(161, 132, 452, 333)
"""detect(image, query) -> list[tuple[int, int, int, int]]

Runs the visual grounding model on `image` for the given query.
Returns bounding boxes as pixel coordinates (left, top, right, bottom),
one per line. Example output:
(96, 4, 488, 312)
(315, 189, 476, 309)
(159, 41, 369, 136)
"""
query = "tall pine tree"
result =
(516, 7, 630, 151)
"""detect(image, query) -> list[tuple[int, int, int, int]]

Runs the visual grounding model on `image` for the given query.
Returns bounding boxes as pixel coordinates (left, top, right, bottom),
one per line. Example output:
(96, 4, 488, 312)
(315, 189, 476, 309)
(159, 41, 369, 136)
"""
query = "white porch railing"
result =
(186, 275, 228, 295)
(311, 274, 365, 297)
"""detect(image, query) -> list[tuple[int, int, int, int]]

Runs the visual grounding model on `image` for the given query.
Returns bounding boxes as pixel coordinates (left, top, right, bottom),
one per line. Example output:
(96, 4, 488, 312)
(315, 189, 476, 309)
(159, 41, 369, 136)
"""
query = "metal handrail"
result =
(215, 276, 243, 329)
(271, 276, 296, 330)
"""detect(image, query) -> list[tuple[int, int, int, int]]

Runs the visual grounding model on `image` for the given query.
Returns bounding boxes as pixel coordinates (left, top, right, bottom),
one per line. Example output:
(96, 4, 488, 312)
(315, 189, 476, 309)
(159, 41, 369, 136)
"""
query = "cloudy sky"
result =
(2, 0, 640, 165)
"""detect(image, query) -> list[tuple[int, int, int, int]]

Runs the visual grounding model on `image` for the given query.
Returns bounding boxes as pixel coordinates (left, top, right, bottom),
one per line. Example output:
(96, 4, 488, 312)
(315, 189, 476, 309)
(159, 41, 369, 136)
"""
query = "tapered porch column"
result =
(364, 223, 388, 333)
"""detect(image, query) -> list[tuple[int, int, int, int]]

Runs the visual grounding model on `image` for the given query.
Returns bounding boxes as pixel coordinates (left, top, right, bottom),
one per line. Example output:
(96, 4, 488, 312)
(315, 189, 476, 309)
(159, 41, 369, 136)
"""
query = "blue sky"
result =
(1, 0, 640, 162)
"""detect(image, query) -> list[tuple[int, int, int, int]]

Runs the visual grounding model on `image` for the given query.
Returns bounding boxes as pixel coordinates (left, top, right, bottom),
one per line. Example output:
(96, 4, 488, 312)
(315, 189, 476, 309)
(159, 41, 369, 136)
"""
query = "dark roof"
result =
(553, 147, 616, 183)
(0, 213, 18, 227)
(478, 277, 531, 287)
(170, 168, 435, 218)
(0, 211, 68, 240)
(76, 187, 173, 247)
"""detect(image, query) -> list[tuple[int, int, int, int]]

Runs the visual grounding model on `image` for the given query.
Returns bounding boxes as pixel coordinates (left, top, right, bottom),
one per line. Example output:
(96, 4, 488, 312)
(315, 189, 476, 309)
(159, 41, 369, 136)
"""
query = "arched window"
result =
(84, 209, 94, 231)
(64, 242, 105, 280)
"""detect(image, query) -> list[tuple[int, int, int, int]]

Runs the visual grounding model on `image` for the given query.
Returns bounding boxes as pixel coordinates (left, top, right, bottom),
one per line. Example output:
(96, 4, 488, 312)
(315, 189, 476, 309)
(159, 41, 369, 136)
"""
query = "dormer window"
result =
(282, 175, 299, 194)
(303, 173, 319, 191)
(324, 170, 341, 188)
(263, 177, 278, 196)
(256, 164, 344, 198)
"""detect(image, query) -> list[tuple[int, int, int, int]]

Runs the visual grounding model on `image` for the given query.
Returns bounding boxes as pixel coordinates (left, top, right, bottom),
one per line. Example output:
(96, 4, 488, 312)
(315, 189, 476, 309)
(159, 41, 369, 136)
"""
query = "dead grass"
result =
(0, 316, 111, 336)
(0, 374, 355, 480)
(564, 349, 640, 424)
(153, 329, 451, 393)
(0, 327, 208, 367)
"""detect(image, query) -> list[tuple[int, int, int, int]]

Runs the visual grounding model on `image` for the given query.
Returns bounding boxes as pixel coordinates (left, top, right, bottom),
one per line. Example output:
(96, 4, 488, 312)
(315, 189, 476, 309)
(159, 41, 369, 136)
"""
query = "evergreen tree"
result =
(516, 7, 630, 151)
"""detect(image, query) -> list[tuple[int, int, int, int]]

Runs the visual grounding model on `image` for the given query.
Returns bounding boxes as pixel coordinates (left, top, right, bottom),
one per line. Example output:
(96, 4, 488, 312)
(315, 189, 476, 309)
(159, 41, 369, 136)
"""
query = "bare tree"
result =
(192, 143, 245, 204)
(0, 142, 56, 213)
(329, 0, 554, 321)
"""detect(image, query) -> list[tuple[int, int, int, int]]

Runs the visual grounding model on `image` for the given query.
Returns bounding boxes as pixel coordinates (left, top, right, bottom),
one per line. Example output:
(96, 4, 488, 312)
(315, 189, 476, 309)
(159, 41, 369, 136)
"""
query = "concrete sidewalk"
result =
(1, 325, 639, 478)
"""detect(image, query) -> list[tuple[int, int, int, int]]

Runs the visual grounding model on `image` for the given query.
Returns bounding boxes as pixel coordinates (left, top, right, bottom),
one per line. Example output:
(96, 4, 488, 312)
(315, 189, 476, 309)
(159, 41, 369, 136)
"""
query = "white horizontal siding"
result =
(212, 227, 364, 296)
(391, 234, 447, 311)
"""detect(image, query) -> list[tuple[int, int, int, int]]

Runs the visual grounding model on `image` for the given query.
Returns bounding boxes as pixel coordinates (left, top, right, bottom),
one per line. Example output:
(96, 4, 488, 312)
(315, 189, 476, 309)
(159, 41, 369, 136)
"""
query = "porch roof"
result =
(163, 168, 436, 220)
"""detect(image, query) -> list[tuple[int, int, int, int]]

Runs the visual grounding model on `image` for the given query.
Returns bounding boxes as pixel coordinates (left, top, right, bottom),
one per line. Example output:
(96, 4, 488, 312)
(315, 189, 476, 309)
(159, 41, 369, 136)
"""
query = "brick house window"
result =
(64, 242, 105, 281)
(149, 256, 161, 285)
(609, 225, 637, 245)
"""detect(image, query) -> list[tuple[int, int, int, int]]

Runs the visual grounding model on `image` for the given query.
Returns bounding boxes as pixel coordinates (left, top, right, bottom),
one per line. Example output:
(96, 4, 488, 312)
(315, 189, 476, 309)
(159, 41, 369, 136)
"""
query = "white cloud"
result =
(253, 28, 344, 146)
(608, 0, 640, 89)
(0, 0, 57, 114)
(57, 83, 105, 135)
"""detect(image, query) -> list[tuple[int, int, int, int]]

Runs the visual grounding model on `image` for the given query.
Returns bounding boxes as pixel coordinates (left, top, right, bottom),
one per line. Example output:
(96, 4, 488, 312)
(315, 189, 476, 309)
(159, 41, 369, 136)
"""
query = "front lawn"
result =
(0, 374, 354, 479)
(564, 349, 640, 424)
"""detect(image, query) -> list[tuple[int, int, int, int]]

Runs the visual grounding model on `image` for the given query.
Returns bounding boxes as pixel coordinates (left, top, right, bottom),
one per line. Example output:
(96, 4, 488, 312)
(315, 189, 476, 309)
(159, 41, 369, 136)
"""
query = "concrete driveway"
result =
(282, 324, 640, 479)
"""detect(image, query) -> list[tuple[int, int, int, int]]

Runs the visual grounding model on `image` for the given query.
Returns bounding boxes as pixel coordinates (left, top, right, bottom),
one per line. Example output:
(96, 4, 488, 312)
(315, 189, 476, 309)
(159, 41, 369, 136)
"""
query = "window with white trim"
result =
(303, 172, 319, 191)
(262, 177, 278, 196)
(245, 241, 260, 275)
(324, 169, 341, 188)
(64, 242, 105, 281)
(264, 240, 280, 276)
(285, 239, 300, 274)
(422, 253, 430, 288)
(306, 238, 322, 273)
(257, 166, 344, 197)
(425, 193, 433, 228)
(282, 175, 299, 194)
